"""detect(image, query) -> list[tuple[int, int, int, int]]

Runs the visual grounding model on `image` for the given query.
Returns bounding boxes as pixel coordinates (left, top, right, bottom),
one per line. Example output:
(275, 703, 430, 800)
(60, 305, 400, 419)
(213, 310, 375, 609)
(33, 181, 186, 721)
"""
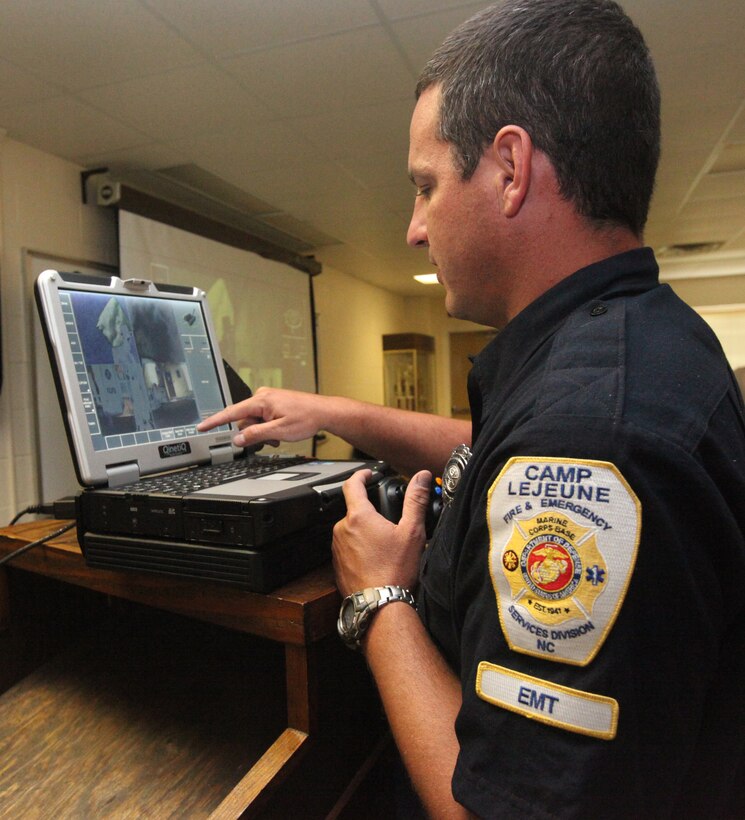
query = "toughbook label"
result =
(487, 458, 640, 666)
(476, 662, 618, 740)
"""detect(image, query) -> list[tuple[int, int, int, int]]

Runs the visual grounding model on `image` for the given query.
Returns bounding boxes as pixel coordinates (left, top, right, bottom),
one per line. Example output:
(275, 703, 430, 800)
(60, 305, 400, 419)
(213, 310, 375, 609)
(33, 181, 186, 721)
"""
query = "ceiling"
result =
(1, 0, 744, 297)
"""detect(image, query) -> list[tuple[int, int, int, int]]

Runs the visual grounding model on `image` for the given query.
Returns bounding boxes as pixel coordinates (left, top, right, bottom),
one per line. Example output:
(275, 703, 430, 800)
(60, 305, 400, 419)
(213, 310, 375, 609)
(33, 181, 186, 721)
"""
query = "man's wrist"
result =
(361, 590, 422, 651)
(337, 585, 417, 650)
(323, 395, 362, 441)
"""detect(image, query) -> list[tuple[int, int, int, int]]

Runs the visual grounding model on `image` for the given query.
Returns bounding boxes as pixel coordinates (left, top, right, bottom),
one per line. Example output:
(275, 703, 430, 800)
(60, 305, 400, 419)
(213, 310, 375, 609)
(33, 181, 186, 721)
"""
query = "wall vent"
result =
(658, 241, 725, 256)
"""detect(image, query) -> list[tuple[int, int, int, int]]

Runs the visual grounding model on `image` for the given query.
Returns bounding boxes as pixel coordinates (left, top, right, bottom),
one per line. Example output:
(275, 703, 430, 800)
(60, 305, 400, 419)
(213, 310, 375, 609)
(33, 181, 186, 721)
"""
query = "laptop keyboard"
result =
(114, 454, 309, 495)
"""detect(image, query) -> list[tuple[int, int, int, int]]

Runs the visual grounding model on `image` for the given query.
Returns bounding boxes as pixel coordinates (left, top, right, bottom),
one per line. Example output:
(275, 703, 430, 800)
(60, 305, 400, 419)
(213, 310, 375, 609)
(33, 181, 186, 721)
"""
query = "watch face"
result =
(340, 597, 357, 632)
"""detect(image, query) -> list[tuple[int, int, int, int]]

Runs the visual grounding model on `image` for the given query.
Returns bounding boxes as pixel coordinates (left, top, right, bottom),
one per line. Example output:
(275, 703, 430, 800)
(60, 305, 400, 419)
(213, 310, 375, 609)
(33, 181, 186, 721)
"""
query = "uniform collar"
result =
(468, 247, 660, 443)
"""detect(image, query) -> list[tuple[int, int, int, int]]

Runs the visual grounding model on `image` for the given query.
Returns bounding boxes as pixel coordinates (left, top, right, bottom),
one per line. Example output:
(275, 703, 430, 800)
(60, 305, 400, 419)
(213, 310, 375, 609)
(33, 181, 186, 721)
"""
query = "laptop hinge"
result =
(106, 462, 141, 488)
(210, 444, 234, 466)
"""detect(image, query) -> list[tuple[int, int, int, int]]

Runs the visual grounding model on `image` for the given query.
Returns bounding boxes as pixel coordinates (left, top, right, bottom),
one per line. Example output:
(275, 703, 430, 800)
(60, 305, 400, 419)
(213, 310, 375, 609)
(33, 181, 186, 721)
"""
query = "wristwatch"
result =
(337, 585, 416, 649)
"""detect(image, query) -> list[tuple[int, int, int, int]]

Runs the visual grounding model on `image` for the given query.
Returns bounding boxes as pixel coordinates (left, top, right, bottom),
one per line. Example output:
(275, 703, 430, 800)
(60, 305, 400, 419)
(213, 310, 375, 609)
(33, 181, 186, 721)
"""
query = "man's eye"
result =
(415, 186, 430, 198)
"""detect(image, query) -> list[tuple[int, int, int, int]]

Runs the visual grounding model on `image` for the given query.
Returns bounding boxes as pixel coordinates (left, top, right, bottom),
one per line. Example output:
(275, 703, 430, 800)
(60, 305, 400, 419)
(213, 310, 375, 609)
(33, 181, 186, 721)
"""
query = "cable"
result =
(9, 504, 53, 526)
(9, 496, 77, 526)
(0, 521, 76, 567)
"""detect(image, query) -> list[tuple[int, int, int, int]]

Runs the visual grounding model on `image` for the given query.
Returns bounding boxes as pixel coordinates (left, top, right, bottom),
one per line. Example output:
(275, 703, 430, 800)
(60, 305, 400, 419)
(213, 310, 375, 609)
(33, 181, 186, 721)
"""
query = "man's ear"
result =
(492, 125, 533, 217)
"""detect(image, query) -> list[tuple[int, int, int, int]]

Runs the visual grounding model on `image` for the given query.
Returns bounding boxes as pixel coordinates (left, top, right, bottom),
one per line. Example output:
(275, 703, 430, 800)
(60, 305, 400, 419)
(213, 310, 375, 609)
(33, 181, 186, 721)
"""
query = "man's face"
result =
(407, 86, 505, 326)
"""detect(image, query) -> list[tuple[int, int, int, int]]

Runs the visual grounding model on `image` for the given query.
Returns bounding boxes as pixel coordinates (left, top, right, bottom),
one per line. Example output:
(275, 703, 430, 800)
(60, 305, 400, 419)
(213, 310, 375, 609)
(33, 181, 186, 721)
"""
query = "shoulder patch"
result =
(487, 457, 640, 666)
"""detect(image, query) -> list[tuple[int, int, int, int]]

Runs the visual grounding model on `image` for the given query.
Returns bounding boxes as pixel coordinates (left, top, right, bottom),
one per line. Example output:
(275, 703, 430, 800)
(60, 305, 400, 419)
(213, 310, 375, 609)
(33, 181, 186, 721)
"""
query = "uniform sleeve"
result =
(448, 415, 745, 819)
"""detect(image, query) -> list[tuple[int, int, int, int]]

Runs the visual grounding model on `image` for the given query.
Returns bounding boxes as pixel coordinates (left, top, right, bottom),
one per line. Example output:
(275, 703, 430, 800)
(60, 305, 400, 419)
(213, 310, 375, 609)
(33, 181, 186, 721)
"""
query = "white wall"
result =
(0, 136, 118, 525)
(313, 265, 428, 458)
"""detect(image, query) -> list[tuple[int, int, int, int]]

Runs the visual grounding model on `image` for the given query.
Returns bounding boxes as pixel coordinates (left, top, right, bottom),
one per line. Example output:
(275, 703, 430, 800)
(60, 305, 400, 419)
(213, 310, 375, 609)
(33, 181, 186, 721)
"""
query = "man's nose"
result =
(406, 199, 428, 248)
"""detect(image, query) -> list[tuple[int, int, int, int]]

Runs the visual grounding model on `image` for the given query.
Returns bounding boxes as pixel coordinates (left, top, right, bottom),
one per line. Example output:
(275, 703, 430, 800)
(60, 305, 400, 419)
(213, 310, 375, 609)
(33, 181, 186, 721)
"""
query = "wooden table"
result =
(0, 519, 356, 818)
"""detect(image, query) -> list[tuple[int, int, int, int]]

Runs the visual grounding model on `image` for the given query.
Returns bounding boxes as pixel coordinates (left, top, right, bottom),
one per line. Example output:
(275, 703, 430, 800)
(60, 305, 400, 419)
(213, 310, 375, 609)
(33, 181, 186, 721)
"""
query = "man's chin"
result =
(445, 294, 499, 328)
(444, 294, 464, 321)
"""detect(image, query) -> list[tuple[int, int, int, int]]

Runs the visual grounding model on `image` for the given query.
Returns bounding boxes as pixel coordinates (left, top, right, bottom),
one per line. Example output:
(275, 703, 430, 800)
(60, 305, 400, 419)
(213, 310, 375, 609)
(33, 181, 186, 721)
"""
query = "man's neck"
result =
(504, 217, 642, 326)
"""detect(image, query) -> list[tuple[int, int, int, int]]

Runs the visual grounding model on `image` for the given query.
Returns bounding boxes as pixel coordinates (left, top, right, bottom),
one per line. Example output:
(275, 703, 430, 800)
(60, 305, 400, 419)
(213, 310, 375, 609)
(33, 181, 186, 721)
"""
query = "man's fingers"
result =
(399, 470, 433, 530)
(341, 470, 374, 513)
(233, 418, 281, 447)
(197, 397, 260, 431)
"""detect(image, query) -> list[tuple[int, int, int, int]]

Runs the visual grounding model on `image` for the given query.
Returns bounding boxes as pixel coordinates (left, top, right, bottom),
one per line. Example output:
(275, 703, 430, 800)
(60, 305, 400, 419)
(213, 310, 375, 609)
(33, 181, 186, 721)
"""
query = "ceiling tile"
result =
(644, 221, 675, 249)
(290, 97, 412, 161)
(0, 59, 58, 108)
(371, 181, 419, 220)
(391, 3, 493, 76)
(659, 215, 744, 246)
(659, 49, 745, 120)
(690, 170, 745, 201)
(337, 148, 410, 191)
(309, 200, 407, 246)
(146, 0, 377, 56)
(315, 241, 428, 295)
(78, 63, 273, 141)
(651, 145, 711, 216)
(166, 120, 321, 179)
(681, 196, 745, 220)
(225, 158, 360, 213)
(314, 242, 378, 274)
(710, 141, 745, 174)
(0, 0, 199, 90)
(0, 95, 150, 161)
(220, 27, 413, 118)
(77, 141, 191, 172)
(351, 231, 411, 259)
(723, 232, 745, 252)
(285, 184, 402, 232)
(258, 212, 340, 248)
(375, 0, 490, 24)
(726, 104, 745, 143)
(153, 165, 278, 215)
(625, 0, 745, 57)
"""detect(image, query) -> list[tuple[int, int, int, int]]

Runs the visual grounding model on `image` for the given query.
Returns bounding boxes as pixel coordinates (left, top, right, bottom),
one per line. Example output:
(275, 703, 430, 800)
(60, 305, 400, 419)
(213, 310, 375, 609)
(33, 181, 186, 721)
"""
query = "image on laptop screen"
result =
(61, 288, 227, 453)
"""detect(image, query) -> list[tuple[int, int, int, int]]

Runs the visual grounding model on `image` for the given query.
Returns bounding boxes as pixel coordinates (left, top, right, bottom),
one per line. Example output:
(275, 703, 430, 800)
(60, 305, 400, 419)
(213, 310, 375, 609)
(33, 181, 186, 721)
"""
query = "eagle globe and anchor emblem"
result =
(513, 535, 583, 600)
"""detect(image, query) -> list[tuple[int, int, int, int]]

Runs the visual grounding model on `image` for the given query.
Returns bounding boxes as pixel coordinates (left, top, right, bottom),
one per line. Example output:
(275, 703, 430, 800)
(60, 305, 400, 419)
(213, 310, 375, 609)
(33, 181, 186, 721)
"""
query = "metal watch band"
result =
(370, 584, 415, 609)
(337, 584, 416, 649)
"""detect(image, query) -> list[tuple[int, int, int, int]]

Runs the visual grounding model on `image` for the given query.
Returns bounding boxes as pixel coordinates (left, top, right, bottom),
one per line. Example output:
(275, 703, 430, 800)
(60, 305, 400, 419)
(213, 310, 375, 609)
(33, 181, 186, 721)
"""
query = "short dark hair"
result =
(416, 0, 661, 236)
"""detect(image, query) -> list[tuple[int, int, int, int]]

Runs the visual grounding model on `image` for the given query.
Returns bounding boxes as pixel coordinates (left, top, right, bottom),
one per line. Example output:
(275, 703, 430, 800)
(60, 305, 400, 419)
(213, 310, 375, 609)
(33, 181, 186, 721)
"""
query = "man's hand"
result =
(197, 387, 329, 448)
(332, 469, 432, 596)
(197, 384, 468, 478)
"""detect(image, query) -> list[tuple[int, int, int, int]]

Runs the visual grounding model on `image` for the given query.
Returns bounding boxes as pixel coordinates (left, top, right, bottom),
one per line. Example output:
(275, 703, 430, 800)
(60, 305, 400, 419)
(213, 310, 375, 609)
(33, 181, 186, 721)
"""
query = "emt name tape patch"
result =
(487, 457, 640, 666)
(476, 662, 618, 739)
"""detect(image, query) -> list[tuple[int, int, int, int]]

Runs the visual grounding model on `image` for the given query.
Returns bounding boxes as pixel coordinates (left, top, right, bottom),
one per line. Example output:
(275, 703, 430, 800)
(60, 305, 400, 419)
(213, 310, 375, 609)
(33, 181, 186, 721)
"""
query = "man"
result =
(199, 1, 745, 816)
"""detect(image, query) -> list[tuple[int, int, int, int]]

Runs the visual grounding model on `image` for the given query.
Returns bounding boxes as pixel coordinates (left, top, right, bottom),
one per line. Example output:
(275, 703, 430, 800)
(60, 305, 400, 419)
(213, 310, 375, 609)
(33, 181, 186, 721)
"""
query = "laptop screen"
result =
(61, 288, 227, 453)
(36, 270, 240, 487)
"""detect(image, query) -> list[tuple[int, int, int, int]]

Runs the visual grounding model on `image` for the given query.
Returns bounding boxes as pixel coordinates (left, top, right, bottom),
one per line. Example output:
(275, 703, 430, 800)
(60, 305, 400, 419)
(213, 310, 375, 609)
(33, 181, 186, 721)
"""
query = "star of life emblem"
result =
(440, 444, 472, 506)
(487, 457, 640, 666)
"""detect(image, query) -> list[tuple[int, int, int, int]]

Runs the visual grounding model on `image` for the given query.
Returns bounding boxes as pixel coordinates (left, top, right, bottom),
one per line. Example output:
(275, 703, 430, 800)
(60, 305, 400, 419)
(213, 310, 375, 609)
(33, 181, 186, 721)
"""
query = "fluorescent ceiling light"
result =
(413, 273, 440, 285)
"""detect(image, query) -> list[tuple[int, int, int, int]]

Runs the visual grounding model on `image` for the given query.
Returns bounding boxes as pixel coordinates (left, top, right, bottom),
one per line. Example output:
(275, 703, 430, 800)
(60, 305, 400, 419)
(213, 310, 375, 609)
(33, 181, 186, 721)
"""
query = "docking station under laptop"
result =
(35, 269, 402, 592)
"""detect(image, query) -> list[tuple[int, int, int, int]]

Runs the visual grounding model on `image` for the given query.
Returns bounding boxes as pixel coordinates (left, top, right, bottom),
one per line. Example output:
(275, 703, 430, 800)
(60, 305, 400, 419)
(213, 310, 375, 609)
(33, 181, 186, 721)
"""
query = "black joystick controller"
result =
(369, 474, 443, 538)
(316, 470, 443, 537)
(368, 474, 406, 522)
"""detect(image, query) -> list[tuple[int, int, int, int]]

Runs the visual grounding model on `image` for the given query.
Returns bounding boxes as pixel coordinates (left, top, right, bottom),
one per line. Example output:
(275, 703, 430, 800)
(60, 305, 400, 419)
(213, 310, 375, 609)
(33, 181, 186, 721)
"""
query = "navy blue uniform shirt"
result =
(419, 248, 745, 819)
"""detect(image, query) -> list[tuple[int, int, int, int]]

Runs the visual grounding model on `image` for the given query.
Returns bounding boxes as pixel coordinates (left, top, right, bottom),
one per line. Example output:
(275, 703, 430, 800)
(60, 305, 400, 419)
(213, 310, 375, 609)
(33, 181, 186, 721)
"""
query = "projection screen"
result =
(118, 209, 319, 457)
